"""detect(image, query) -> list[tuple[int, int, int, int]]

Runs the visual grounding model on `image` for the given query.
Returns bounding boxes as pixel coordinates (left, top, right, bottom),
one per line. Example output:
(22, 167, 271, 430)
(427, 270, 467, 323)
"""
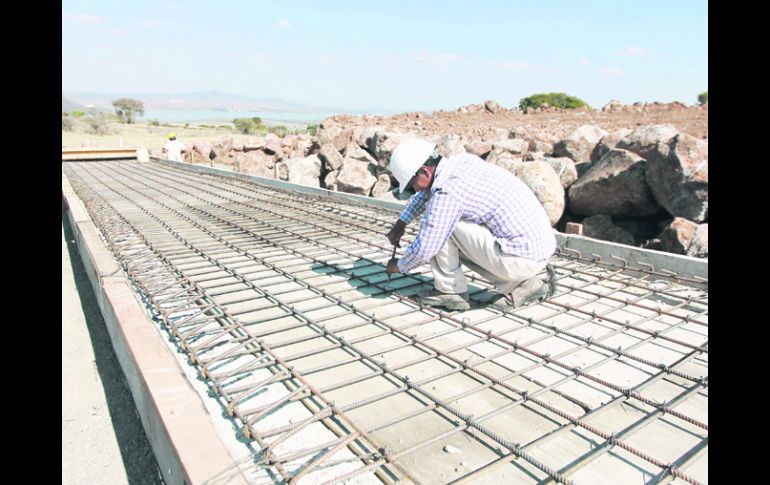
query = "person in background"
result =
(162, 132, 186, 162)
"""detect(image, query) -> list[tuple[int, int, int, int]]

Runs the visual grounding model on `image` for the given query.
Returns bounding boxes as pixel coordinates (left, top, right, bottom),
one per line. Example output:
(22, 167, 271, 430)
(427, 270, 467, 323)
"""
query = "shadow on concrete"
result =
(62, 211, 165, 485)
(309, 257, 495, 303)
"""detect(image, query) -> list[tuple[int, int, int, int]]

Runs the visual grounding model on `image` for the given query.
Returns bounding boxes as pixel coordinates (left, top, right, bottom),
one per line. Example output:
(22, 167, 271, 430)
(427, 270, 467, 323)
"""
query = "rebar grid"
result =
(63, 160, 708, 485)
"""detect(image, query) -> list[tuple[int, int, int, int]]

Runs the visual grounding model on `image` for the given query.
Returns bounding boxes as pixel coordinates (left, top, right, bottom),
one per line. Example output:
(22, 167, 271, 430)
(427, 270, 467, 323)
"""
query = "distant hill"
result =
(62, 90, 345, 114)
(62, 97, 86, 112)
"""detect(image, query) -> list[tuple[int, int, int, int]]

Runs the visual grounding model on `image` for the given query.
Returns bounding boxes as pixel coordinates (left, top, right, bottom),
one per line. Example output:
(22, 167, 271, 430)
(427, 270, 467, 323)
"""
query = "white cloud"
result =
(63, 12, 107, 24)
(624, 46, 652, 57)
(601, 67, 624, 78)
(139, 19, 160, 28)
(579, 58, 590, 65)
(276, 19, 291, 29)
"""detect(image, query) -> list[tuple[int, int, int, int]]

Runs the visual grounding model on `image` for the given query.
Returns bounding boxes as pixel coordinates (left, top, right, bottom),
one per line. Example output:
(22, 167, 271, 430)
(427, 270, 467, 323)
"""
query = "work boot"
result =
(492, 276, 548, 309)
(416, 288, 470, 311)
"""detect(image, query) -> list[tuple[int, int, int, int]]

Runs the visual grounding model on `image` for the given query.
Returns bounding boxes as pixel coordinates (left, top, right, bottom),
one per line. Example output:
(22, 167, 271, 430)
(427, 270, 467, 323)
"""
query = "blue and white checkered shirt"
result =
(397, 153, 556, 273)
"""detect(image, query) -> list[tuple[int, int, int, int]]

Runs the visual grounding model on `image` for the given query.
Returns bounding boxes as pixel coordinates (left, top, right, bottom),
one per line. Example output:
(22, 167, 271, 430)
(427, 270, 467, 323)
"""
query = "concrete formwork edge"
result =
(62, 173, 250, 485)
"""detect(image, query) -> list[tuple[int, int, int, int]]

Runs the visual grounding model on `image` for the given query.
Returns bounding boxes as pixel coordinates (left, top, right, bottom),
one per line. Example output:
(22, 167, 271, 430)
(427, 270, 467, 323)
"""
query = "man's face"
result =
(407, 165, 435, 193)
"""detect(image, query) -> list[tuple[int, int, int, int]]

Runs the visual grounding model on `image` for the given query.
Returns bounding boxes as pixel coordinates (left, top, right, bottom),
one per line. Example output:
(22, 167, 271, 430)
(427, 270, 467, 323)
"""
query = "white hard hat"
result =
(389, 138, 437, 193)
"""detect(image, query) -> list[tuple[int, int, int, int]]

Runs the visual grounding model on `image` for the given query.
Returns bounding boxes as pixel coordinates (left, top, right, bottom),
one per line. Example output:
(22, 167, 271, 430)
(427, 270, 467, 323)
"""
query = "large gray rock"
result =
(243, 137, 265, 152)
(435, 133, 467, 158)
(336, 160, 377, 195)
(288, 135, 313, 159)
(513, 162, 564, 226)
(316, 125, 342, 147)
(263, 133, 283, 156)
(591, 128, 632, 163)
(367, 131, 405, 168)
(491, 138, 529, 156)
(211, 135, 234, 159)
(343, 143, 377, 164)
(235, 151, 276, 178)
(371, 173, 394, 198)
(582, 215, 636, 246)
(645, 134, 708, 222)
(616, 124, 679, 160)
(542, 157, 578, 188)
(285, 155, 322, 187)
(465, 140, 493, 158)
(318, 143, 344, 171)
(485, 149, 523, 173)
(553, 125, 608, 163)
(192, 141, 214, 161)
(568, 149, 660, 217)
(354, 126, 381, 151)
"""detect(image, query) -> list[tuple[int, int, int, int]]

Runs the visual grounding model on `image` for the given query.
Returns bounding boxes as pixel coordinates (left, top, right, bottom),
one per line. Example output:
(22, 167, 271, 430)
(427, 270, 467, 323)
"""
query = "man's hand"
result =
(386, 219, 406, 247)
(386, 258, 400, 275)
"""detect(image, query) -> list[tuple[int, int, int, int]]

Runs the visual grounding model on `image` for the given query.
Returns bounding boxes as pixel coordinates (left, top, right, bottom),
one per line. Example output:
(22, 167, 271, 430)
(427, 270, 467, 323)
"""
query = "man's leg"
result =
(449, 221, 547, 304)
(429, 234, 468, 294)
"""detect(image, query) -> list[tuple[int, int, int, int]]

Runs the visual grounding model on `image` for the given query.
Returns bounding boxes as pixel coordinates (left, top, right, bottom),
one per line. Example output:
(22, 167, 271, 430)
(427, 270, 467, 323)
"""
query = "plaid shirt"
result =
(397, 153, 556, 273)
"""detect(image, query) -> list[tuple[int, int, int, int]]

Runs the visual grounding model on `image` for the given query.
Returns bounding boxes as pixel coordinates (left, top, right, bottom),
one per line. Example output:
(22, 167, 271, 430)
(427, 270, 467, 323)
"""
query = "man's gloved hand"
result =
(386, 258, 400, 275)
(386, 219, 406, 247)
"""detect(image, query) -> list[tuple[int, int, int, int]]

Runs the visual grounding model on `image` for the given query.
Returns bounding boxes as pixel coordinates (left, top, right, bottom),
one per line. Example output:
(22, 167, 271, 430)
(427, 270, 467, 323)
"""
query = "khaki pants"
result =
(430, 220, 547, 294)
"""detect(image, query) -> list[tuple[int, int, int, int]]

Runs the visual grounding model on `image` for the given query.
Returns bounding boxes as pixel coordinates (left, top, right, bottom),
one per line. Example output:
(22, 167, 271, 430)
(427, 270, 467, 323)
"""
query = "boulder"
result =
(616, 124, 679, 160)
(211, 135, 234, 159)
(591, 128, 632, 163)
(318, 143, 344, 171)
(285, 155, 322, 187)
(582, 215, 635, 246)
(645, 134, 708, 222)
(464, 140, 493, 158)
(435, 133, 467, 158)
(235, 151, 276, 178)
(553, 125, 608, 163)
(542, 157, 578, 188)
(513, 161, 564, 226)
(568, 149, 659, 217)
(336, 160, 377, 195)
(371, 173, 394, 198)
(367, 131, 405, 168)
(658, 218, 693, 254)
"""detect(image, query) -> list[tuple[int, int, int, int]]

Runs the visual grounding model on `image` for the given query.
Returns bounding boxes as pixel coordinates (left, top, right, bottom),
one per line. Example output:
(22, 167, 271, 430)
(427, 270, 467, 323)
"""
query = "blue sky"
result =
(62, 1, 708, 112)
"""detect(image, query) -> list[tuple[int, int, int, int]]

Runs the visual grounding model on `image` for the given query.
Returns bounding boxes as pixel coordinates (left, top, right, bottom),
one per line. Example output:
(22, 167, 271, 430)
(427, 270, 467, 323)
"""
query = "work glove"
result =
(386, 219, 406, 247)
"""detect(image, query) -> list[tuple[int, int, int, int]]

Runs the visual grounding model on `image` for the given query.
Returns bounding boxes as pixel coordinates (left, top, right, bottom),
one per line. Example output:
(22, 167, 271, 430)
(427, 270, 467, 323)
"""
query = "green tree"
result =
(233, 116, 265, 134)
(70, 110, 86, 118)
(111, 97, 145, 123)
(519, 92, 589, 111)
(697, 91, 708, 105)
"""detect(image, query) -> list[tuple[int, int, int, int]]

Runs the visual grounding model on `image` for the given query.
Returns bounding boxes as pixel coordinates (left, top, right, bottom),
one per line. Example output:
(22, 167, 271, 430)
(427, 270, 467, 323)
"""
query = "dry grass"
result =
(61, 118, 256, 149)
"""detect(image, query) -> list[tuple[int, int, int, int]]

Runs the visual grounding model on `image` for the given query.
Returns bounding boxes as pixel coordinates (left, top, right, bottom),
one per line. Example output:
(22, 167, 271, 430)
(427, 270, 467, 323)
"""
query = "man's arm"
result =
(386, 190, 428, 247)
(397, 191, 463, 273)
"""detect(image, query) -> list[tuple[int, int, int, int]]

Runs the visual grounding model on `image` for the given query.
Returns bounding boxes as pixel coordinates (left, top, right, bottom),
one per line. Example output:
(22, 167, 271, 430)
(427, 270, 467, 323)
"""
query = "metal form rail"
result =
(62, 159, 708, 485)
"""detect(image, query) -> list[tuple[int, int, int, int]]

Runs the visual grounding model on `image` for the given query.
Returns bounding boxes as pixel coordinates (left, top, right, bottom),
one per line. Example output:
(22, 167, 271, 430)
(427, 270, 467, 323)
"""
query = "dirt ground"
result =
(325, 102, 708, 141)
